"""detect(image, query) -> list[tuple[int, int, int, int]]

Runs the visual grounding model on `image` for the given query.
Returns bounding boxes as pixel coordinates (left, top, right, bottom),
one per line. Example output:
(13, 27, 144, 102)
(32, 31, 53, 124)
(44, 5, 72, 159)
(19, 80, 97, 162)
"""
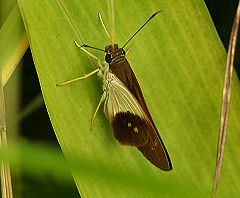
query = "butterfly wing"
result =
(108, 59, 172, 170)
(104, 73, 150, 147)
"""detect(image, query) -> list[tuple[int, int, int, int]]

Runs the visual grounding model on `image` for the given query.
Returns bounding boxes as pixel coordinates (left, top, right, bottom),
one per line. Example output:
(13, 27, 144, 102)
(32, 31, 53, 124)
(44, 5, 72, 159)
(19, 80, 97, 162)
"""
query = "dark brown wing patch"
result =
(111, 111, 150, 147)
(137, 129, 172, 170)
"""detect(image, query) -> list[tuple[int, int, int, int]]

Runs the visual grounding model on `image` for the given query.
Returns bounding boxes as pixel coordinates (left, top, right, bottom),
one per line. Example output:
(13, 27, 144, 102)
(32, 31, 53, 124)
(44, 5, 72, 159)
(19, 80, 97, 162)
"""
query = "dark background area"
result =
(205, 0, 240, 76)
(16, 1, 240, 197)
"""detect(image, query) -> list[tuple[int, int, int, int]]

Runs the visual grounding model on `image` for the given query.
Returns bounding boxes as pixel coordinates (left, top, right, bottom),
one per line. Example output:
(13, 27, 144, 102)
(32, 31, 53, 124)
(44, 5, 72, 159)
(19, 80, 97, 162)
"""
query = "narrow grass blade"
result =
(0, 47, 13, 198)
(212, 0, 240, 196)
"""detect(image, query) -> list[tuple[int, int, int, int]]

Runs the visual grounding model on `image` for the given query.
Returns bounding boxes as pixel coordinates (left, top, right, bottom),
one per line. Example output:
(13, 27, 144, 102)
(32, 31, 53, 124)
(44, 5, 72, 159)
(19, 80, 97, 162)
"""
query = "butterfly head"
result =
(105, 44, 125, 63)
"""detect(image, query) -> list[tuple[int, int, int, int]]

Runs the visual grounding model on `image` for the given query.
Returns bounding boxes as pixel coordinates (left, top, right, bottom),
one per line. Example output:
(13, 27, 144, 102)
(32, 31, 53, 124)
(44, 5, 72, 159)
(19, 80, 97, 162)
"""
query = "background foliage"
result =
(1, 0, 240, 197)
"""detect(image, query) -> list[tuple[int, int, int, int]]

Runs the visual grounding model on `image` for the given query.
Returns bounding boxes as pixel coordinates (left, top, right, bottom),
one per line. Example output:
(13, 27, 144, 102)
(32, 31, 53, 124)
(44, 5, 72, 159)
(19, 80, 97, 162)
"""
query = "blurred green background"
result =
(1, 0, 240, 197)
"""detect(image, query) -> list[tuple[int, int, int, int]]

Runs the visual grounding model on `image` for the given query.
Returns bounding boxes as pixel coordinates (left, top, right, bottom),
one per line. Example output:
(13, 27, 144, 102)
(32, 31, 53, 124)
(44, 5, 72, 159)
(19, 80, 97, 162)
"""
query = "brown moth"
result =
(57, 11, 172, 170)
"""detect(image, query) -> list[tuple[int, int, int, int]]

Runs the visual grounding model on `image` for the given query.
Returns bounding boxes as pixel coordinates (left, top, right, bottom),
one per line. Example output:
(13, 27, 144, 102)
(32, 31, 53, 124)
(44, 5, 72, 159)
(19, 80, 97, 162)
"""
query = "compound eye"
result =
(105, 54, 112, 63)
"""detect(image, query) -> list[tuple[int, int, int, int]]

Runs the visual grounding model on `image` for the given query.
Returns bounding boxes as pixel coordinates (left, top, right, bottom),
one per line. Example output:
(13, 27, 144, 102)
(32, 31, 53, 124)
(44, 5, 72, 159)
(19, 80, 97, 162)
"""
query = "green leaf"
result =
(17, 0, 240, 197)
(0, 4, 28, 86)
(0, 140, 197, 197)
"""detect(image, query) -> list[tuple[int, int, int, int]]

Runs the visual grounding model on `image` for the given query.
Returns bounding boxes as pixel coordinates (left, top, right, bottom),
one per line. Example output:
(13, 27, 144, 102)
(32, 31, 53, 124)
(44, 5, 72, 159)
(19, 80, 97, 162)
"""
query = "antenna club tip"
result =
(151, 10, 162, 18)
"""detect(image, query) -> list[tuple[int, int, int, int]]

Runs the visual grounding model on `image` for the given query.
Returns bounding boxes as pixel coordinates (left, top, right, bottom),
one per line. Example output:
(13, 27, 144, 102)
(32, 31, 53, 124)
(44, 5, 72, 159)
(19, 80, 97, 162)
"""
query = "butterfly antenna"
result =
(122, 11, 161, 49)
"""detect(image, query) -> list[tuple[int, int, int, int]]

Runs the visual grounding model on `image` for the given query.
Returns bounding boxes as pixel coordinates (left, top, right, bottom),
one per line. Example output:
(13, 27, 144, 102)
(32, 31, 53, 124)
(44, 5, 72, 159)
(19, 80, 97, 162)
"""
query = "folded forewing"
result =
(104, 73, 150, 146)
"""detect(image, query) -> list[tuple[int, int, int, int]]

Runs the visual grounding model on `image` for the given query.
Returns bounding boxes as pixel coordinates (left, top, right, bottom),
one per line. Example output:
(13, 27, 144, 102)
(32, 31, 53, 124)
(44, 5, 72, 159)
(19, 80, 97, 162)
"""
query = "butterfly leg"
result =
(74, 41, 104, 67)
(98, 13, 112, 40)
(56, 67, 100, 86)
(98, 13, 115, 45)
(57, 40, 105, 86)
(125, 44, 133, 56)
(90, 89, 107, 131)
